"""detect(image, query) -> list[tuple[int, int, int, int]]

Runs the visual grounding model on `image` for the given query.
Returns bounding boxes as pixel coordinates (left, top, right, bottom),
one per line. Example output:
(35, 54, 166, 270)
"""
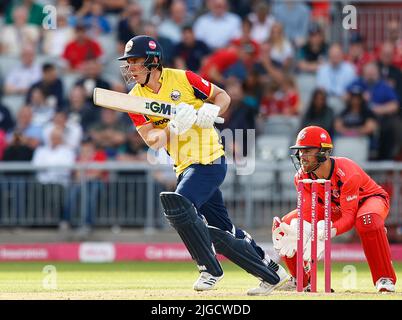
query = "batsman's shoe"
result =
(193, 272, 224, 291)
(247, 264, 290, 296)
(275, 276, 312, 292)
(376, 277, 395, 293)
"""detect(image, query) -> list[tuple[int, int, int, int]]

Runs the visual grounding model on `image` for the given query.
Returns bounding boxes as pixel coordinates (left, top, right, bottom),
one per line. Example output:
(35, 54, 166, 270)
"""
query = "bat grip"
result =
(214, 116, 225, 124)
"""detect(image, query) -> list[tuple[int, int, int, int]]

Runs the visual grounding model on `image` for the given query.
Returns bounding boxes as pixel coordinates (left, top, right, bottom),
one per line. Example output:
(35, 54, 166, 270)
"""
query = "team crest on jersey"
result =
(125, 40, 133, 53)
(170, 90, 181, 101)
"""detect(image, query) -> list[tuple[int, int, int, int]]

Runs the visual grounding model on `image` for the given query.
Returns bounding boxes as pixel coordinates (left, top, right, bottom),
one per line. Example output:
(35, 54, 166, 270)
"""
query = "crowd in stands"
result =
(1, 0, 402, 228)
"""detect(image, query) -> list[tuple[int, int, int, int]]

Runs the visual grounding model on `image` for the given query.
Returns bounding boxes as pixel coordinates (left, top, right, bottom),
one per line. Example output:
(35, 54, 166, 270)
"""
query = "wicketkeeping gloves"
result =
(195, 103, 221, 128)
(169, 102, 197, 135)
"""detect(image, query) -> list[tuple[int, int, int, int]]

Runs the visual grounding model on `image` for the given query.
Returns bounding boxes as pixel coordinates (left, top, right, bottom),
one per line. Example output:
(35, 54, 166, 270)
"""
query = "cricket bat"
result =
(93, 88, 224, 123)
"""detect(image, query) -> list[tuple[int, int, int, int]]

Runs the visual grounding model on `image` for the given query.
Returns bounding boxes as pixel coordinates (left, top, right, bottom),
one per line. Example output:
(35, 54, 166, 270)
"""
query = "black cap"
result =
(117, 35, 163, 61)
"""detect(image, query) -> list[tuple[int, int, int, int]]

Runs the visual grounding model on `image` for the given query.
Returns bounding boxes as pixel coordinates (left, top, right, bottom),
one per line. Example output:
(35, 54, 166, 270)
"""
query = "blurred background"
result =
(0, 0, 402, 257)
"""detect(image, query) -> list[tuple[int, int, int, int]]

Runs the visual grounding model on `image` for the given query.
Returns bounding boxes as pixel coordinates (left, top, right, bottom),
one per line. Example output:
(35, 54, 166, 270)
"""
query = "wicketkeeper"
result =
(272, 126, 397, 292)
(118, 35, 289, 295)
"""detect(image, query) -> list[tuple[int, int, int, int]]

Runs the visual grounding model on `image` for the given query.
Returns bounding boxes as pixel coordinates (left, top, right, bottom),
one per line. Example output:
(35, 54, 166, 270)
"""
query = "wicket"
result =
(296, 179, 332, 293)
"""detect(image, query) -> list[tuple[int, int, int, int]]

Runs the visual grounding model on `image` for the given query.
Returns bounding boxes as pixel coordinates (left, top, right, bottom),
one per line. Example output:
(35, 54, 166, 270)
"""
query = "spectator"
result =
(10, 106, 42, 149)
(375, 19, 402, 70)
(316, 44, 357, 98)
(231, 18, 261, 71)
(26, 63, 64, 111)
(117, 2, 144, 53)
(266, 22, 294, 70)
(28, 88, 56, 127)
(43, 111, 83, 152)
(42, 6, 75, 57)
(62, 23, 103, 71)
(75, 59, 111, 104)
(272, 0, 310, 48)
(0, 5, 40, 56)
(193, 0, 242, 50)
(72, 0, 112, 36)
(300, 88, 335, 136)
(216, 77, 257, 159)
(348, 63, 400, 160)
(346, 32, 374, 76)
(259, 75, 300, 119)
(0, 102, 15, 133)
(3, 131, 34, 162)
(248, 1, 275, 44)
(89, 109, 128, 159)
(116, 128, 148, 162)
(64, 138, 107, 232)
(67, 85, 100, 134)
(297, 23, 328, 74)
(335, 85, 377, 138)
(377, 41, 402, 101)
(158, 0, 191, 44)
(5, 0, 45, 26)
(173, 25, 211, 72)
(142, 22, 174, 67)
(4, 45, 42, 96)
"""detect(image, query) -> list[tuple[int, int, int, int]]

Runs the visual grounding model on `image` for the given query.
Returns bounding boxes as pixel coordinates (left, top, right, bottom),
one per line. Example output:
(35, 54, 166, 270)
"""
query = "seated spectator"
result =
(266, 22, 294, 70)
(62, 23, 103, 72)
(75, 59, 111, 104)
(230, 17, 260, 71)
(297, 23, 328, 74)
(71, 0, 111, 36)
(26, 63, 64, 111)
(193, 0, 241, 50)
(0, 5, 40, 56)
(157, 0, 191, 45)
(3, 131, 34, 162)
(4, 45, 42, 96)
(63, 138, 108, 231)
(5, 0, 45, 26)
(216, 77, 258, 159)
(142, 22, 174, 67)
(28, 88, 56, 127)
(173, 24, 211, 72)
(316, 43, 357, 98)
(116, 128, 148, 162)
(117, 2, 144, 54)
(0, 102, 15, 133)
(335, 85, 377, 138)
(259, 75, 300, 119)
(248, 1, 275, 44)
(89, 109, 128, 159)
(67, 85, 100, 134)
(272, 0, 310, 48)
(43, 111, 83, 152)
(42, 6, 75, 57)
(347, 63, 400, 160)
(346, 32, 374, 76)
(300, 88, 335, 136)
(375, 19, 402, 70)
(377, 41, 402, 101)
(9, 106, 42, 149)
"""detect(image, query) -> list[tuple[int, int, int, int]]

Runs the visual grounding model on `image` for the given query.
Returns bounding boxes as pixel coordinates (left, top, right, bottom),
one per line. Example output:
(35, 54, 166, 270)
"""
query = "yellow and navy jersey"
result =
(127, 68, 225, 175)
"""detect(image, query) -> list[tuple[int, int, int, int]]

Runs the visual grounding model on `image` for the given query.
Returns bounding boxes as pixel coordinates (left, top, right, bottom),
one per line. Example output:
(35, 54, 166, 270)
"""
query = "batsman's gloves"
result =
(195, 103, 221, 128)
(169, 103, 197, 135)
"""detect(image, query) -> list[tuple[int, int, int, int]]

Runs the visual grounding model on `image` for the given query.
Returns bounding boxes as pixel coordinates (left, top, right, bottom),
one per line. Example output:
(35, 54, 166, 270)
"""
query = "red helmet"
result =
(290, 126, 333, 150)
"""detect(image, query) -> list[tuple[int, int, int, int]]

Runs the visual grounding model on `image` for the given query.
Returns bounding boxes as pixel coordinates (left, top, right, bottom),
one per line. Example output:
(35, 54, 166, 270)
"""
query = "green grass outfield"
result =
(0, 261, 401, 300)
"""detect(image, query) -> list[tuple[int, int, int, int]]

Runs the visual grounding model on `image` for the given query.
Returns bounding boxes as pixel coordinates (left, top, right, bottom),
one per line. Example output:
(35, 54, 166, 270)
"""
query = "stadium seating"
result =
(333, 136, 370, 164)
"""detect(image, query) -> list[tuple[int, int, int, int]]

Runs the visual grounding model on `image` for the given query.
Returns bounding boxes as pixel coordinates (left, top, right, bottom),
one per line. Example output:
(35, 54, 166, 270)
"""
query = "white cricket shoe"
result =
(275, 276, 312, 292)
(193, 272, 224, 291)
(247, 264, 290, 296)
(376, 277, 395, 293)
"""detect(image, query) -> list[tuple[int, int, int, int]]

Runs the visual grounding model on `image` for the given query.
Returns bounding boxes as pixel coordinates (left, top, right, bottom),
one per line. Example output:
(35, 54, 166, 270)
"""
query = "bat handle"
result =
(214, 116, 224, 124)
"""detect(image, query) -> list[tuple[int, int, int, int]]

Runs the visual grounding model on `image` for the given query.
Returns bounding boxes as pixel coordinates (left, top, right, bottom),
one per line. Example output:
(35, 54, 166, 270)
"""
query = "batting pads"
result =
(160, 192, 223, 277)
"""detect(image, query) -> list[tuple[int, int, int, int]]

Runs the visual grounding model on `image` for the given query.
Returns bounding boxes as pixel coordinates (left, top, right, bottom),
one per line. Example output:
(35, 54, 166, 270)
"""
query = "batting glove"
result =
(195, 103, 220, 128)
(169, 103, 197, 135)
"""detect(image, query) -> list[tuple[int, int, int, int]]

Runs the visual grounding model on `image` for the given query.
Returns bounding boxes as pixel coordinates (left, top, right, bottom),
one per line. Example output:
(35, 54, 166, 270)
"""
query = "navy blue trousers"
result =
(175, 156, 265, 259)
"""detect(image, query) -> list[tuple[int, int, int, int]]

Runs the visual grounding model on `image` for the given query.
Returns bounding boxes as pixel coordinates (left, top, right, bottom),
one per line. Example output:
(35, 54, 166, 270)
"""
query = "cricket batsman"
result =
(272, 126, 397, 292)
(118, 35, 289, 295)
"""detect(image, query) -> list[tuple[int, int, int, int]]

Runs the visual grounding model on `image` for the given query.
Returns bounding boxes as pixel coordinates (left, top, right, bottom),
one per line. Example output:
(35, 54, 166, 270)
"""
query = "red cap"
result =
(290, 126, 333, 149)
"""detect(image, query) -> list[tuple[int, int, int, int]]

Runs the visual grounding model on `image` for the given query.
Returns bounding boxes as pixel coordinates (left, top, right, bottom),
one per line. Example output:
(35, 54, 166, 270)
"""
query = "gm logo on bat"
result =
(145, 102, 172, 116)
